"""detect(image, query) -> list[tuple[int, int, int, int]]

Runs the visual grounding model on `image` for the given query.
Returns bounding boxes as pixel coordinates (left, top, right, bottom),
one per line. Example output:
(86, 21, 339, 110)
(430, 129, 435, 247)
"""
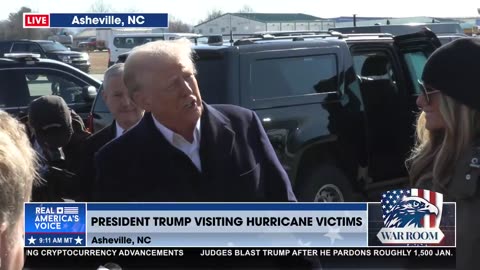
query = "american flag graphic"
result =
(62, 206, 79, 215)
(381, 189, 443, 228)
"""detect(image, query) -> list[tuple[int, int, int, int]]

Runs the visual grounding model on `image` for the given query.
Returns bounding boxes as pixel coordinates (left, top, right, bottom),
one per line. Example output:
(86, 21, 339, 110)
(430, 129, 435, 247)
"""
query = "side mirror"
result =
(83, 85, 97, 101)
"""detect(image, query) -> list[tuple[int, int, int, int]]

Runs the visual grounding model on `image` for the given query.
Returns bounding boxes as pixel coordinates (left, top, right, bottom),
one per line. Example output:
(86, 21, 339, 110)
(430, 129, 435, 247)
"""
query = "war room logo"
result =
(377, 189, 444, 245)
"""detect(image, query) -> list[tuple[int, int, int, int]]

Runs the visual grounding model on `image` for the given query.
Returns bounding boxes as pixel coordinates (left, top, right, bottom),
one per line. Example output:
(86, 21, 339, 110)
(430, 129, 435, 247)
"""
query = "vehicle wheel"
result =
(26, 74, 39, 81)
(296, 164, 358, 202)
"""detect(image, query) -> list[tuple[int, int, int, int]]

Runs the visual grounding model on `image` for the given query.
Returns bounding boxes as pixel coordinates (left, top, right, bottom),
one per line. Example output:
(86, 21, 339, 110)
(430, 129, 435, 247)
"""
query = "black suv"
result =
(0, 40, 91, 73)
(0, 53, 100, 121)
(90, 30, 441, 201)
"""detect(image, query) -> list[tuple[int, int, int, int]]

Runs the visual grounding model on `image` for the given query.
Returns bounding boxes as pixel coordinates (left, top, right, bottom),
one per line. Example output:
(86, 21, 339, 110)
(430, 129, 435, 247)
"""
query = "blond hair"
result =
(0, 111, 38, 241)
(123, 38, 196, 98)
(407, 94, 480, 191)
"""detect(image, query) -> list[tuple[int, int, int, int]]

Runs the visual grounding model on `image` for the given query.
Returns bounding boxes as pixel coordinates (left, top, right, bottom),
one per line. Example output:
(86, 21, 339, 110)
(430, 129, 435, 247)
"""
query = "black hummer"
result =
(90, 30, 441, 202)
(0, 40, 91, 73)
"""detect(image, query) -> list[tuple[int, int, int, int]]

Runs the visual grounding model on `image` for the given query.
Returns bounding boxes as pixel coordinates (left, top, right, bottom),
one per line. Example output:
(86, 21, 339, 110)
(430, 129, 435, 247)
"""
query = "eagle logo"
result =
(377, 189, 445, 245)
(384, 197, 439, 228)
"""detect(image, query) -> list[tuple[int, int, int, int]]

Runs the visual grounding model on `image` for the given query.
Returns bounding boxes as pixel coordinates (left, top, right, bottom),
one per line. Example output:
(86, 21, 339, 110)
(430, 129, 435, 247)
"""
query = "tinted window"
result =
(403, 51, 428, 95)
(12, 43, 29, 52)
(194, 51, 227, 104)
(250, 54, 338, 100)
(37, 42, 68, 52)
(0, 42, 12, 55)
(0, 70, 29, 107)
(21, 69, 90, 105)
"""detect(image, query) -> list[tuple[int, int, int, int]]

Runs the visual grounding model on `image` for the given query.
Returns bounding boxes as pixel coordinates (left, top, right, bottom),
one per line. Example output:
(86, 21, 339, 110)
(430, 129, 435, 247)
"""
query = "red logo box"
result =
(23, 13, 50, 28)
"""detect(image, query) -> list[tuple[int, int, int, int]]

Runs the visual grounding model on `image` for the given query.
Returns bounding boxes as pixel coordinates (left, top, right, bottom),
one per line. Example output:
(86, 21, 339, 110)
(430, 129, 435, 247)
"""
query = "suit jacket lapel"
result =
(139, 112, 205, 200)
(199, 104, 236, 200)
(109, 121, 117, 140)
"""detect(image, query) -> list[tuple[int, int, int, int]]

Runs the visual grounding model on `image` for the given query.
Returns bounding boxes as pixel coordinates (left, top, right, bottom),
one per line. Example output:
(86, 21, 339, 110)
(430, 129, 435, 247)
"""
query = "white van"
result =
(107, 33, 201, 66)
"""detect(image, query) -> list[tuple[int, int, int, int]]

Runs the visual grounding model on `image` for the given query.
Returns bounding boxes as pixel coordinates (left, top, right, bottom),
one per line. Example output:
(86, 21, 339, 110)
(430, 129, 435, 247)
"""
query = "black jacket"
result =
(79, 122, 116, 201)
(91, 103, 320, 269)
(92, 103, 296, 202)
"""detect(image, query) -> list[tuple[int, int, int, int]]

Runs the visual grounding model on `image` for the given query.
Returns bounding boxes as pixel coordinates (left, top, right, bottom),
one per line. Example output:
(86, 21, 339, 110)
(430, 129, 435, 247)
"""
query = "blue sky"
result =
(2, 0, 480, 25)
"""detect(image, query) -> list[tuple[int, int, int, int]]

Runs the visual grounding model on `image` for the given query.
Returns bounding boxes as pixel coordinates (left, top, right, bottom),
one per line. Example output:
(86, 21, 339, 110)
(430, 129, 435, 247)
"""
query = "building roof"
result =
(194, 13, 326, 27)
(231, 13, 325, 22)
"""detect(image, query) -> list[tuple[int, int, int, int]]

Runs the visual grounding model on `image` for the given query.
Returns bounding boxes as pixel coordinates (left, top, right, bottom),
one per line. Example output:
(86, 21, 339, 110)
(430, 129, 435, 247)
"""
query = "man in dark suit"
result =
(92, 39, 319, 269)
(93, 40, 296, 203)
(80, 63, 143, 201)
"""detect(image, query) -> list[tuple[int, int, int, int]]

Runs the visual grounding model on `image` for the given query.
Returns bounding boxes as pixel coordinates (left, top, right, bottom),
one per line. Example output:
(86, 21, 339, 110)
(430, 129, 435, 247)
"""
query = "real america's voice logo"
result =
(377, 188, 444, 245)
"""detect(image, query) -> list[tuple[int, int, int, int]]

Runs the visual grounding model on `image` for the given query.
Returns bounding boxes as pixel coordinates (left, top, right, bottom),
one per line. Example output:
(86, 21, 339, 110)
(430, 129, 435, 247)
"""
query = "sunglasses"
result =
(418, 80, 440, 104)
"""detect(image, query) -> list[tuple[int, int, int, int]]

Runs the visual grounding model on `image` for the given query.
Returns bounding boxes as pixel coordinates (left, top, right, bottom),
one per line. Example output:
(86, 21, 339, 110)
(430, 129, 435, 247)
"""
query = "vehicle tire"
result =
(296, 164, 358, 202)
(26, 74, 39, 81)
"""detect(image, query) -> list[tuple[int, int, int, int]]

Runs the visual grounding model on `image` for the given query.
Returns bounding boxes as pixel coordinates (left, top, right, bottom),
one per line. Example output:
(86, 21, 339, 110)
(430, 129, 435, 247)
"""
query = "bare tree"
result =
(2, 7, 42, 40)
(199, 9, 224, 24)
(122, 7, 142, 13)
(88, 0, 114, 13)
(0, 6, 67, 40)
(237, 5, 254, 13)
(168, 17, 192, 33)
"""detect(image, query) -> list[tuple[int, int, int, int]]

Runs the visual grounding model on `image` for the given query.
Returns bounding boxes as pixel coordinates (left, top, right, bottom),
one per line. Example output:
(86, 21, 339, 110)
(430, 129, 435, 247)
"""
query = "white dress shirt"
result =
(115, 122, 125, 139)
(152, 115, 202, 172)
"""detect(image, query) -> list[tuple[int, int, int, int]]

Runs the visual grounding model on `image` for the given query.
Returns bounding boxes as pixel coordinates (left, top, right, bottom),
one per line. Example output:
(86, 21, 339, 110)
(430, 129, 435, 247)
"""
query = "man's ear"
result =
(132, 91, 151, 112)
(101, 89, 108, 103)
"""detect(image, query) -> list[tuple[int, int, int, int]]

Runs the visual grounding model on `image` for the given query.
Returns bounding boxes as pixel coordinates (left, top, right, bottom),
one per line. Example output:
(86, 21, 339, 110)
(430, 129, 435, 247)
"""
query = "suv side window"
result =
(402, 51, 428, 95)
(11, 42, 29, 52)
(10, 42, 43, 55)
(25, 70, 87, 104)
(0, 69, 30, 108)
(0, 42, 12, 56)
(250, 54, 338, 100)
(28, 43, 43, 54)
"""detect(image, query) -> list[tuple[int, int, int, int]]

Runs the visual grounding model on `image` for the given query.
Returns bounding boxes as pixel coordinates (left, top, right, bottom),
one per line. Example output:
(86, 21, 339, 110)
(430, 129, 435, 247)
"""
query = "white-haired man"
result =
(80, 63, 143, 201)
(92, 39, 320, 269)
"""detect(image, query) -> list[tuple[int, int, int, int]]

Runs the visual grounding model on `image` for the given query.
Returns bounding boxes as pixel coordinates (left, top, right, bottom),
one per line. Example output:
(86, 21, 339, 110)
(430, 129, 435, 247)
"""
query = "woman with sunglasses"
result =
(407, 38, 480, 269)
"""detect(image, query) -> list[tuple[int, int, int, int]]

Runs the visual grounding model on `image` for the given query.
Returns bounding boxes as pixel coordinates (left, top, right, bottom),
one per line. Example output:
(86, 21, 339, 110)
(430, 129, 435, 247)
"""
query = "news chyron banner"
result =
(23, 13, 168, 28)
(26, 203, 367, 248)
(25, 189, 455, 249)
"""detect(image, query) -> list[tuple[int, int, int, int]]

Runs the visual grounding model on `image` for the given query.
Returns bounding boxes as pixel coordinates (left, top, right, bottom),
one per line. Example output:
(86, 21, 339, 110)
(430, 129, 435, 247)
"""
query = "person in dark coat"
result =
(92, 39, 319, 269)
(407, 38, 480, 270)
(92, 39, 296, 203)
(79, 63, 143, 201)
(27, 95, 89, 201)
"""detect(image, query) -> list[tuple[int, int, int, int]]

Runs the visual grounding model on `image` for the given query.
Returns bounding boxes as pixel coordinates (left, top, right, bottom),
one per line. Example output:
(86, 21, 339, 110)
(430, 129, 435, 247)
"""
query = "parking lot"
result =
(88, 50, 108, 78)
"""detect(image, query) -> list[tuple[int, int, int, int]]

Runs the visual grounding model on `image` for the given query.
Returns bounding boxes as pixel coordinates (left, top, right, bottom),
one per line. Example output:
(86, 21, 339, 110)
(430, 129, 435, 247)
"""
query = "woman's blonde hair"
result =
(407, 93, 480, 192)
(0, 111, 38, 242)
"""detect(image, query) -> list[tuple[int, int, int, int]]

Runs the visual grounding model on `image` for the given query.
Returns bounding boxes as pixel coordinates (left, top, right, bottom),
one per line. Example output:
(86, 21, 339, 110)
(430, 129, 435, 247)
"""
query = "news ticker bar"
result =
(23, 248, 456, 269)
(23, 13, 168, 28)
(25, 247, 456, 258)
(25, 202, 456, 248)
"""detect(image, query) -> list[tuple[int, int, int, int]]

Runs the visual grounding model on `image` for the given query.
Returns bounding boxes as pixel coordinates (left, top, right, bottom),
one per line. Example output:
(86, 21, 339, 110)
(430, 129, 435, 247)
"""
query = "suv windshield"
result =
(38, 41, 69, 52)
